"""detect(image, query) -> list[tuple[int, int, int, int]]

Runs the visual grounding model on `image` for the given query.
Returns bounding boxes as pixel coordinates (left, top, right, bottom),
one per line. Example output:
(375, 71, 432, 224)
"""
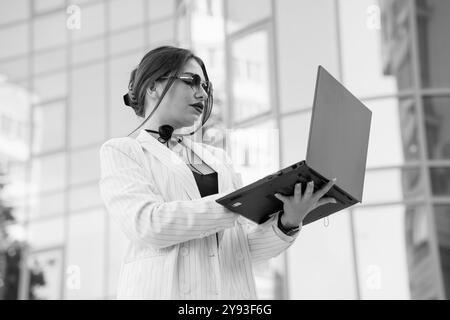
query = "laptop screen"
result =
(306, 66, 372, 202)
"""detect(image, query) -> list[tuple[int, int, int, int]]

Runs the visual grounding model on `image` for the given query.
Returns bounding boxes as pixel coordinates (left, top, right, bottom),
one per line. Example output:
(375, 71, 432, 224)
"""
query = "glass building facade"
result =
(0, 0, 449, 299)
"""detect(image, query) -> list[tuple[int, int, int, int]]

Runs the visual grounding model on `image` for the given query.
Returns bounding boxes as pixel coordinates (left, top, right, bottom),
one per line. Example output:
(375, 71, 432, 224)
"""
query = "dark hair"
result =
(124, 46, 213, 136)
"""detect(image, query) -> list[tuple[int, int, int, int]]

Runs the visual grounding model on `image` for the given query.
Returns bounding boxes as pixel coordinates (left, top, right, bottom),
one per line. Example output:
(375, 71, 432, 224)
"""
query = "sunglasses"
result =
(160, 73, 212, 93)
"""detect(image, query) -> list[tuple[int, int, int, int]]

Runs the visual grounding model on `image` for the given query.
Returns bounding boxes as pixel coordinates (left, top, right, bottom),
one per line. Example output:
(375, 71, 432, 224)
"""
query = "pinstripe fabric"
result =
(99, 130, 301, 300)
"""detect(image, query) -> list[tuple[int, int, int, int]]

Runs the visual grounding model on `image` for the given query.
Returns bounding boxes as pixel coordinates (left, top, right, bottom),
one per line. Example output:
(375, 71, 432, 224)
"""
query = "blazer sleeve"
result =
(209, 146, 301, 266)
(98, 139, 237, 250)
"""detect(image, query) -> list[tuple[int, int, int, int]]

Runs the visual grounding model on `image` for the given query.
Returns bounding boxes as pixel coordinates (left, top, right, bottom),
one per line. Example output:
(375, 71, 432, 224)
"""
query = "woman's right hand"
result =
(274, 179, 337, 228)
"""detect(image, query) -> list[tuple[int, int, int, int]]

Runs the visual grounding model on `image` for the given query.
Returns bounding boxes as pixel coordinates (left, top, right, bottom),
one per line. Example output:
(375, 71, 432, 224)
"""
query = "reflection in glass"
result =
(404, 205, 439, 299)
(230, 30, 271, 123)
(340, 0, 399, 97)
(365, 97, 420, 167)
(0, 57, 29, 81)
(29, 191, 65, 221)
(228, 120, 278, 185)
(33, 48, 66, 75)
(0, 0, 29, 25)
(280, 111, 311, 167)
(363, 167, 423, 204)
(33, 13, 67, 51)
(69, 184, 102, 212)
(147, 19, 175, 47)
(353, 204, 411, 299)
(30, 153, 66, 194)
(226, 0, 270, 33)
(148, 0, 175, 21)
(429, 167, 450, 196)
(416, 0, 450, 88)
(109, 0, 144, 31)
(109, 27, 144, 56)
(433, 205, 450, 297)
(108, 54, 142, 137)
(0, 24, 29, 59)
(26, 218, 65, 249)
(69, 147, 101, 186)
(33, 72, 67, 102)
(66, 210, 105, 299)
(33, 100, 65, 154)
(423, 96, 450, 160)
(72, 3, 105, 42)
(70, 62, 105, 148)
(71, 38, 105, 66)
(27, 247, 63, 300)
(379, 0, 414, 92)
(33, 0, 65, 14)
(275, 0, 339, 113)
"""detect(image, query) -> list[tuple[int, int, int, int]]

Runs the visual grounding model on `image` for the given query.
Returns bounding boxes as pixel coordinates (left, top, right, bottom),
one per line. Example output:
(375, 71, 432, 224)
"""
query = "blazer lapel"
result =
(136, 130, 201, 199)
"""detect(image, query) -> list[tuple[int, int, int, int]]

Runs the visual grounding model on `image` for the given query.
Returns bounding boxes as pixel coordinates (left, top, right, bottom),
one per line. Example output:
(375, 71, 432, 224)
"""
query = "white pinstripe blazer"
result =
(99, 129, 300, 300)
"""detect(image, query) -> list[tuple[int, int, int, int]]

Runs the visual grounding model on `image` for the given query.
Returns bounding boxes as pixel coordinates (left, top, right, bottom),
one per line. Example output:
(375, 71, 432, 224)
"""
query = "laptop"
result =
(216, 66, 372, 226)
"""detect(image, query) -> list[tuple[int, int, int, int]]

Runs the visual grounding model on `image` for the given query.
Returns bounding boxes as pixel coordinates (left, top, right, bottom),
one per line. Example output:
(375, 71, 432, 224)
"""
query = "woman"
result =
(99, 46, 336, 299)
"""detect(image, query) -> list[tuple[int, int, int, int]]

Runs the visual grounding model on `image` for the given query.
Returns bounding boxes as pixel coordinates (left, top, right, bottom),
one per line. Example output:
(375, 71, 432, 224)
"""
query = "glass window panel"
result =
(29, 191, 65, 220)
(108, 213, 129, 297)
(33, 72, 67, 102)
(33, 12, 67, 51)
(148, 0, 174, 21)
(33, 100, 66, 154)
(0, 56, 29, 81)
(287, 209, 358, 299)
(226, 0, 270, 33)
(147, 19, 175, 47)
(417, 0, 450, 88)
(69, 184, 102, 212)
(32, 101, 65, 150)
(228, 120, 278, 184)
(109, 0, 144, 31)
(275, 0, 339, 113)
(353, 204, 413, 299)
(71, 38, 105, 66)
(433, 205, 450, 297)
(70, 62, 105, 148)
(365, 97, 420, 167)
(0, 23, 29, 59)
(429, 167, 450, 197)
(71, 2, 105, 42)
(33, 48, 66, 75)
(26, 217, 65, 249)
(109, 26, 144, 56)
(423, 96, 450, 160)
(33, 0, 65, 14)
(404, 205, 439, 299)
(363, 167, 424, 204)
(66, 209, 105, 299)
(30, 152, 66, 194)
(339, 0, 404, 98)
(280, 111, 311, 167)
(69, 0, 97, 5)
(108, 54, 142, 138)
(0, 0, 29, 24)
(230, 30, 271, 122)
(69, 147, 100, 186)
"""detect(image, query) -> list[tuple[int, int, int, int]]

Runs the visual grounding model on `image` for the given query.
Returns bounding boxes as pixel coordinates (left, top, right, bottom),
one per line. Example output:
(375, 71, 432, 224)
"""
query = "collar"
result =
(135, 129, 228, 199)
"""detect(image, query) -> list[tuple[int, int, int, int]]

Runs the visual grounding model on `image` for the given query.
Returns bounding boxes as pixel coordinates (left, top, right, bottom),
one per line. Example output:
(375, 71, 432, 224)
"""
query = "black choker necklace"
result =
(145, 125, 182, 146)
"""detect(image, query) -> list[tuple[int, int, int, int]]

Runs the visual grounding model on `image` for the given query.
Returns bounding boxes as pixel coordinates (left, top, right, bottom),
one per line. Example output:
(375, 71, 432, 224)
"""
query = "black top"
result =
(191, 171, 218, 198)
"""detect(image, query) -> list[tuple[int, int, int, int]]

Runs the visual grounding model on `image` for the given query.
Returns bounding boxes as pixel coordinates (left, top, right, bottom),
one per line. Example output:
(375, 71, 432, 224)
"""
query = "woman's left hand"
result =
(274, 179, 337, 228)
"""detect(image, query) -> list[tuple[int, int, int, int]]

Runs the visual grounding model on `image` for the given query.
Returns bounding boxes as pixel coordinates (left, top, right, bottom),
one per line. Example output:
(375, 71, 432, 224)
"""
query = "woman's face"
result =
(147, 58, 208, 129)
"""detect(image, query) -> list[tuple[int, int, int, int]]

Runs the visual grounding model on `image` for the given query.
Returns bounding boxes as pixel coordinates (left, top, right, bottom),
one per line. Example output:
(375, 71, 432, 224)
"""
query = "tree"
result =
(0, 171, 45, 300)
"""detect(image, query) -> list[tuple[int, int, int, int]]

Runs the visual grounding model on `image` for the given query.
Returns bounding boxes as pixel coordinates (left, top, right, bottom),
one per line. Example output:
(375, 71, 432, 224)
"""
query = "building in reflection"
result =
(381, 0, 450, 299)
(0, 0, 449, 300)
